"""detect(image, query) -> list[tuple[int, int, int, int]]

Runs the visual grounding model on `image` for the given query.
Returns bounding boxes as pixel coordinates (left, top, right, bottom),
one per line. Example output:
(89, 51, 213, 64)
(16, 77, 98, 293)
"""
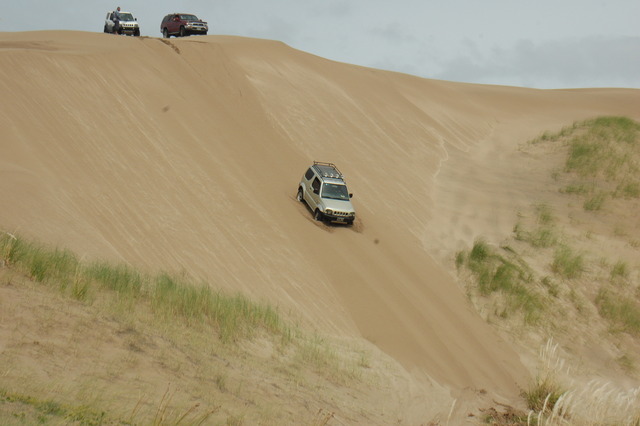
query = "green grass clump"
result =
(583, 191, 606, 211)
(565, 117, 640, 178)
(0, 232, 290, 344)
(84, 261, 144, 298)
(610, 261, 629, 282)
(0, 389, 108, 425)
(535, 203, 554, 225)
(564, 117, 640, 210)
(596, 289, 640, 336)
(522, 376, 564, 414)
(461, 239, 543, 324)
(551, 246, 584, 279)
(513, 204, 559, 248)
(533, 116, 640, 211)
(561, 183, 592, 195)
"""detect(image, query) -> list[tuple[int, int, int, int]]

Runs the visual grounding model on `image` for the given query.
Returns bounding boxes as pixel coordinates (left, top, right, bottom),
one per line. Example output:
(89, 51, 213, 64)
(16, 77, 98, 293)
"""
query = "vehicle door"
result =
(105, 12, 114, 32)
(307, 177, 322, 211)
(167, 14, 180, 33)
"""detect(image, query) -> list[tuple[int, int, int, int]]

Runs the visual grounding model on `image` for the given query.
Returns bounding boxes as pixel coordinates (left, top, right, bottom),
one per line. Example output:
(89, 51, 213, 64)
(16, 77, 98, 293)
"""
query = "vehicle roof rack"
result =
(313, 161, 344, 180)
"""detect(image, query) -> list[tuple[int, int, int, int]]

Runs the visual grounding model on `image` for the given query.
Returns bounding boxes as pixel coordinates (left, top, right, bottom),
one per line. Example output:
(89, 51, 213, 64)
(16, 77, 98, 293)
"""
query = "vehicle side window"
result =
(311, 178, 321, 194)
(304, 168, 314, 180)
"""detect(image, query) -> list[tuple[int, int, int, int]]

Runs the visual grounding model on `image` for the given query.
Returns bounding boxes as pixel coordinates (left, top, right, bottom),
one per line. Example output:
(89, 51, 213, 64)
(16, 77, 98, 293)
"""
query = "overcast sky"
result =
(3, 0, 639, 89)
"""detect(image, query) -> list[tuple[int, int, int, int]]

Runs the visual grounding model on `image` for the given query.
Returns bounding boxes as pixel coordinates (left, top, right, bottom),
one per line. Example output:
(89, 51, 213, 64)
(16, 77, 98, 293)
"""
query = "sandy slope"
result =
(1, 31, 639, 421)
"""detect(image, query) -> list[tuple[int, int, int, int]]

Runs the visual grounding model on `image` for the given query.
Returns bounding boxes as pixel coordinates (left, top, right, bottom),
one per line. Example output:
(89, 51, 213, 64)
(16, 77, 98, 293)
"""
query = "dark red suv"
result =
(161, 13, 208, 38)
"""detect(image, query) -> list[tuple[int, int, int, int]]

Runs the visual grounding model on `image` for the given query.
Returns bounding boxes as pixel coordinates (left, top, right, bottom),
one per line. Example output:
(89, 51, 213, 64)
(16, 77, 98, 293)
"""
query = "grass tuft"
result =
(551, 245, 584, 279)
(610, 261, 629, 282)
(596, 289, 640, 336)
(459, 239, 544, 324)
(0, 389, 107, 424)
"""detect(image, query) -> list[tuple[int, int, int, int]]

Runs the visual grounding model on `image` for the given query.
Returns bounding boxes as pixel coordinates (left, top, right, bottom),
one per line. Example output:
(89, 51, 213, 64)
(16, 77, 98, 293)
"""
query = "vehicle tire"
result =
(314, 209, 323, 222)
(296, 188, 304, 202)
(134, 29, 140, 36)
(163, 28, 169, 38)
(103, 25, 108, 33)
(346, 219, 354, 226)
(202, 31, 208, 36)
(179, 26, 186, 37)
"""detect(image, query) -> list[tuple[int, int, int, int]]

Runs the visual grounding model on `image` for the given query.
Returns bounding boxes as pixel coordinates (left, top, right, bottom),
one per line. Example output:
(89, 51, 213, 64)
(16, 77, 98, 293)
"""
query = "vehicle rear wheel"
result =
(103, 25, 108, 33)
(179, 26, 186, 37)
(163, 28, 169, 38)
(314, 209, 323, 221)
(296, 188, 304, 202)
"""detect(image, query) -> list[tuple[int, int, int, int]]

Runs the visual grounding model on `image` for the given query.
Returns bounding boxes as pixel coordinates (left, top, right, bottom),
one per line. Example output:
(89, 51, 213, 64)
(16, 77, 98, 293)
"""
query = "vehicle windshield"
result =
(321, 183, 350, 200)
(119, 13, 134, 21)
(180, 14, 199, 21)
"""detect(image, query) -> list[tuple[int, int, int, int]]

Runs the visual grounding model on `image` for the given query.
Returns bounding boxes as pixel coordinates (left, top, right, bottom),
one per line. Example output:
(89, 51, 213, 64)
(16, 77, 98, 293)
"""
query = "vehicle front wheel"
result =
(162, 28, 169, 38)
(314, 209, 323, 222)
(179, 26, 186, 37)
(296, 188, 304, 202)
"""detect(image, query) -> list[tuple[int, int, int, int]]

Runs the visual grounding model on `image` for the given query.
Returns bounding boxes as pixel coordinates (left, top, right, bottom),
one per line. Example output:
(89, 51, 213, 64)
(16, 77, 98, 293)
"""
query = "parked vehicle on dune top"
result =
(296, 161, 356, 225)
(161, 13, 208, 38)
(104, 10, 140, 36)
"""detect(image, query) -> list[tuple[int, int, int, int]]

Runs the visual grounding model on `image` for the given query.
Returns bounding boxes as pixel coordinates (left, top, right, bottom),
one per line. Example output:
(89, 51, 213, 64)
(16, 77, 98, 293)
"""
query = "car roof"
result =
(322, 178, 346, 185)
(313, 164, 342, 178)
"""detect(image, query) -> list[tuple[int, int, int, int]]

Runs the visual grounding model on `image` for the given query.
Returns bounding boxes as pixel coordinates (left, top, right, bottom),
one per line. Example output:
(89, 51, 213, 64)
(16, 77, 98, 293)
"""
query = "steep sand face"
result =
(2, 31, 639, 418)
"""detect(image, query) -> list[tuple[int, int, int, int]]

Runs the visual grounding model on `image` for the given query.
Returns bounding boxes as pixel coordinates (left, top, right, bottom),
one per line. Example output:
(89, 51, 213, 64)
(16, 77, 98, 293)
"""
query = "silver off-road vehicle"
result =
(296, 161, 356, 225)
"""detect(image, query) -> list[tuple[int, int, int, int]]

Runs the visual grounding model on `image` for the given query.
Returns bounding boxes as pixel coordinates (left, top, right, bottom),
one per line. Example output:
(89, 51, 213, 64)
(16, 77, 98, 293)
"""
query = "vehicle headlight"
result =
(325, 209, 333, 215)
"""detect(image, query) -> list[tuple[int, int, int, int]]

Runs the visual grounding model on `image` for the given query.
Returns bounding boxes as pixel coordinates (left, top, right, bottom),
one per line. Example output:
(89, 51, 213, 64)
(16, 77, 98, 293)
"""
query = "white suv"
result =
(296, 162, 356, 225)
(104, 10, 140, 36)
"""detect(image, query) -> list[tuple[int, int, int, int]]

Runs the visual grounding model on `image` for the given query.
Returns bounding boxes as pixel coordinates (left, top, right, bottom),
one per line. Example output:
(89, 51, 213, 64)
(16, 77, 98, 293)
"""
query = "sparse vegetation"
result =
(551, 245, 584, 279)
(523, 376, 564, 414)
(0, 389, 109, 425)
(513, 203, 559, 248)
(1, 231, 371, 423)
(464, 116, 640, 423)
(518, 341, 640, 426)
(534, 116, 640, 211)
(610, 260, 629, 282)
(596, 288, 640, 336)
(1, 232, 289, 344)
(583, 191, 606, 211)
(459, 239, 544, 324)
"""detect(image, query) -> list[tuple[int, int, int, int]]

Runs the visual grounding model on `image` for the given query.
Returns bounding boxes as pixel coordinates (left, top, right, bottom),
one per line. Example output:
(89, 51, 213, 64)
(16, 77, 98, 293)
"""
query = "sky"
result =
(2, 0, 639, 89)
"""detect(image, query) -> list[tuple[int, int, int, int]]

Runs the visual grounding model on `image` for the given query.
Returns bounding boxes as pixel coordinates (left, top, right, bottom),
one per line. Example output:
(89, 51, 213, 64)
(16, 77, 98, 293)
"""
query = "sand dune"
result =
(2, 31, 639, 421)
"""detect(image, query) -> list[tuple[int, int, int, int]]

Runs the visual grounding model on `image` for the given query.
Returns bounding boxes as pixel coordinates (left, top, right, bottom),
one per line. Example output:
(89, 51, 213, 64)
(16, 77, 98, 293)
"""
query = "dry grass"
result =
(518, 340, 640, 426)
